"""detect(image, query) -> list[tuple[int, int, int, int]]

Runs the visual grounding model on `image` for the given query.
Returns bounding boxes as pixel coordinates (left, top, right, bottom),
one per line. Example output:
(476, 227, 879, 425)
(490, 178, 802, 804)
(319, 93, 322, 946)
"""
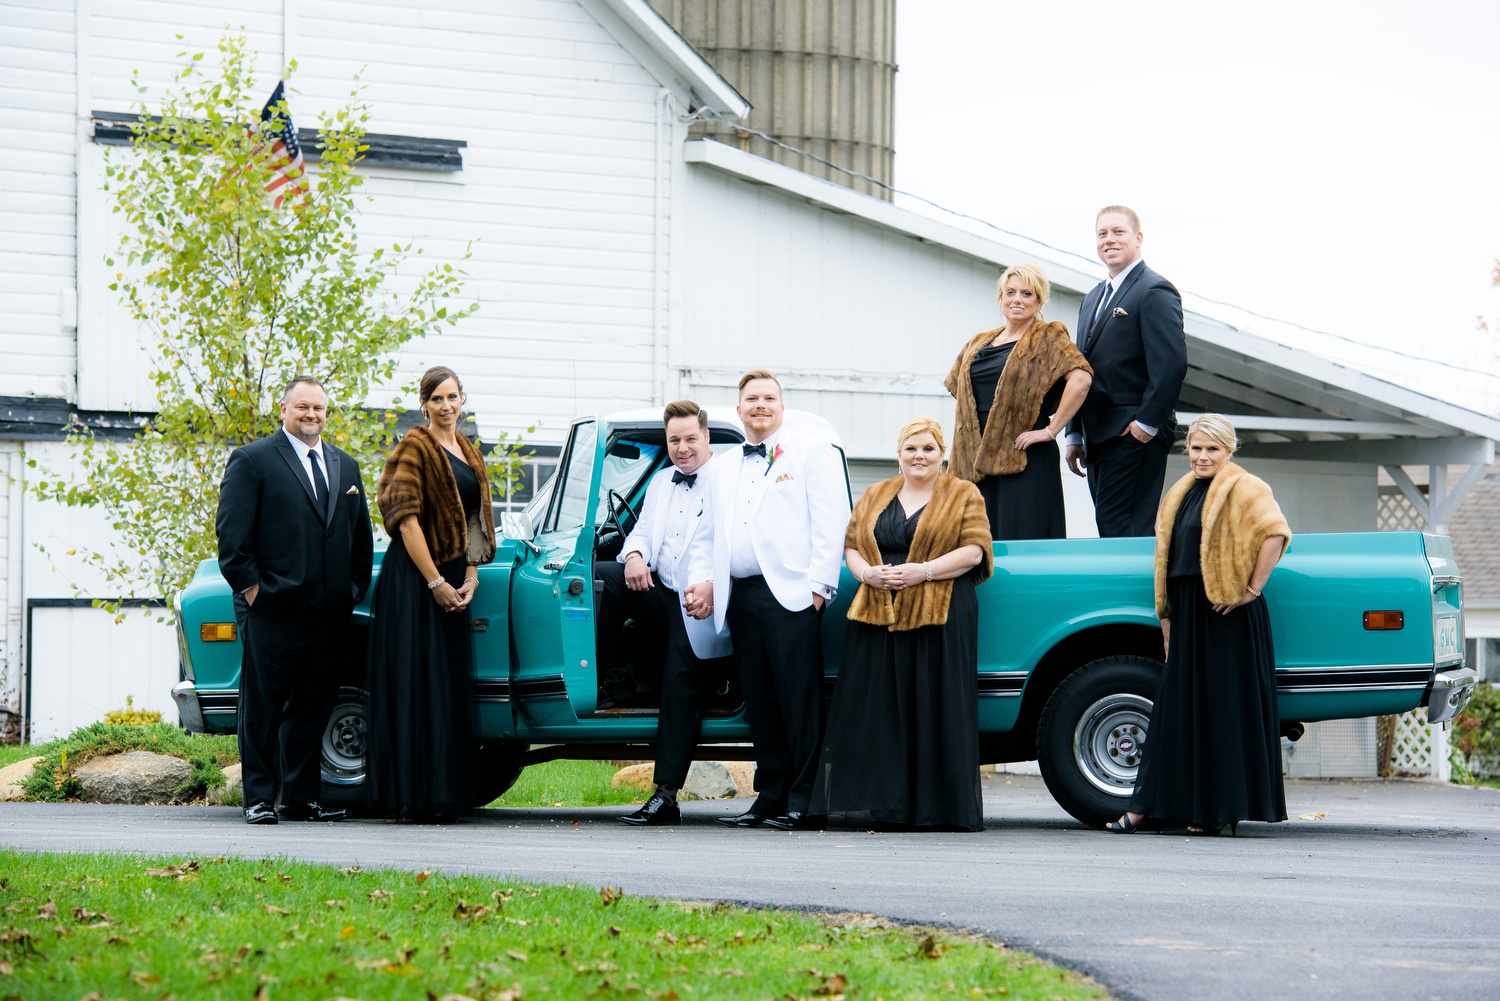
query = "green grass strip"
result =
(0, 850, 1109, 1000)
(490, 760, 648, 809)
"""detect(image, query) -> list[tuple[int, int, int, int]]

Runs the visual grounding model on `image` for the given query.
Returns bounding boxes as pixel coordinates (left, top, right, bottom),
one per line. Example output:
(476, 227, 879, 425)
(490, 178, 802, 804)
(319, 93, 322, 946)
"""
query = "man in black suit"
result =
(216, 376, 374, 824)
(1065, 206, 1188, 537)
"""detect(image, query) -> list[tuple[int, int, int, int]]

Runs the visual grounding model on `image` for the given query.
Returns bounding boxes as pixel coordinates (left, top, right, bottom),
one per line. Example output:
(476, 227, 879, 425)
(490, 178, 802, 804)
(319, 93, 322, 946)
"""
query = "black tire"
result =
(474, 741, 527, 805)
(319, 685, 370, 811)
(1036, 655, 1161, 828)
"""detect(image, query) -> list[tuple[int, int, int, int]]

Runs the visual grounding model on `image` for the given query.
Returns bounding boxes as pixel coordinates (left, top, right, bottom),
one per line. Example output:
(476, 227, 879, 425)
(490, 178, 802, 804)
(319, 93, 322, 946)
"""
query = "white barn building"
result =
(2, 0, 1497, 741)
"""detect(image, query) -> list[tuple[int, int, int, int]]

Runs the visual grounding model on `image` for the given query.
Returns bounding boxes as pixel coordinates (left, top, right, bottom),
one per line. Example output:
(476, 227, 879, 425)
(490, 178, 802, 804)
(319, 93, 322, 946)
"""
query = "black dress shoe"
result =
(278, 802, 348, 822)
(763, 811, 821, 831)
(244, 802, 278, 825)
(620, 793, 681, 826)
(715, 810, 770, 828)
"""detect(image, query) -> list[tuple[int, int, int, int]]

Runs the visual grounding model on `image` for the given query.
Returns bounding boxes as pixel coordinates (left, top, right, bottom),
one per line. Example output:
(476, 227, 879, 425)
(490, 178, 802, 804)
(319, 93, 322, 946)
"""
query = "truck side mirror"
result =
(500, 510, 536, 542)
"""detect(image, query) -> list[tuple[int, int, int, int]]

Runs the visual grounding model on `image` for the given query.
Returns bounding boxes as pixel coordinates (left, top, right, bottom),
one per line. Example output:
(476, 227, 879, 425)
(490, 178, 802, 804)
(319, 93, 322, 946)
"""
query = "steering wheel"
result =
(594, 488, 634, 560)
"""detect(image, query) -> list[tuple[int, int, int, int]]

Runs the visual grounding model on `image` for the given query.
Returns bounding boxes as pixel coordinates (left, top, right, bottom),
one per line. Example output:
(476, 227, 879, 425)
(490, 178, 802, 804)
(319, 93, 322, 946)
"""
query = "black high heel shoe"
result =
(1186, 821, 1239, 837)
(1105, 813, 1147, 834)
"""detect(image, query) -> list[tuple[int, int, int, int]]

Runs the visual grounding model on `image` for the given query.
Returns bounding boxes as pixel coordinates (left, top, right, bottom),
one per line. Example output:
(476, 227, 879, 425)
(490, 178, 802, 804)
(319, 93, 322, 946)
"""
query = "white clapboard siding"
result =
(0, 0, 79, 399)
(293, 0, 672, 445)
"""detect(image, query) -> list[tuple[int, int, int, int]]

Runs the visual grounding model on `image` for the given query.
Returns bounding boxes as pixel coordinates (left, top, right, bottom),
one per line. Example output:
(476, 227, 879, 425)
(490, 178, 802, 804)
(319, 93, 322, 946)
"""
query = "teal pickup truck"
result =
(173, 408, 1478, 827)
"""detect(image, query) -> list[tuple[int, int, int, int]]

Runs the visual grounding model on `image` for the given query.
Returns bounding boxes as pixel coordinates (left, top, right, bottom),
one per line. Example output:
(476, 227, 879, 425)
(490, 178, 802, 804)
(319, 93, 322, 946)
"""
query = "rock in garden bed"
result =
(611, 759, 755, 799)
(73, 750, 192, 805)
(0, 756, 43, 801)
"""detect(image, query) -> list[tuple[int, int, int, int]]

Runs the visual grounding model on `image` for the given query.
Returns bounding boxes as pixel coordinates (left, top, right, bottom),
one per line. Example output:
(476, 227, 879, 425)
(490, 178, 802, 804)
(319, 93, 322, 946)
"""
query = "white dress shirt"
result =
(283, 426, 328, 493)
(1069, 257, 1156, 445)
(626, 472, 700, 591)
(728, 428, 780, 579)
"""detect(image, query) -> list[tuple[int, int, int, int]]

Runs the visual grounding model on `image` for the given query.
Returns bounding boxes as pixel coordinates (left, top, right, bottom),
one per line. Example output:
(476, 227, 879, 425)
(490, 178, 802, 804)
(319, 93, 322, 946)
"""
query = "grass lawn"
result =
(0, 850, 1109, 1000)
(0, 744, 41, 770)
(490, 759, 645, 809)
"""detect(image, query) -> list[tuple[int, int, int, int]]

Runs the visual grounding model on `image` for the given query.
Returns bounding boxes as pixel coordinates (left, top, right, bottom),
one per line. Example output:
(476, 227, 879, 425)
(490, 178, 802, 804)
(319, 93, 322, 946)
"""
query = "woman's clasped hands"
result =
(862, 562, 928, 591)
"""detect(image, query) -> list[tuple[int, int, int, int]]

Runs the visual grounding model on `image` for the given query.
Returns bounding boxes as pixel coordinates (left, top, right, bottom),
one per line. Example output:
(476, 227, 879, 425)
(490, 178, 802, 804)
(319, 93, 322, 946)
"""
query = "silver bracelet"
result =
(427, 576, 445, 590)
(924, 562, 933, 582)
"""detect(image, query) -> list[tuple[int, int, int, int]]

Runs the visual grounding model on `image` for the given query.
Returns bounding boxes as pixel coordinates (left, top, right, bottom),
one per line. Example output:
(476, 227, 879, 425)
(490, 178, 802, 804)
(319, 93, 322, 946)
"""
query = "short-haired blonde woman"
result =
(945, 263, 1093, 539)
(1110, 414, 1291, 836)
(809, 417, 993, 831)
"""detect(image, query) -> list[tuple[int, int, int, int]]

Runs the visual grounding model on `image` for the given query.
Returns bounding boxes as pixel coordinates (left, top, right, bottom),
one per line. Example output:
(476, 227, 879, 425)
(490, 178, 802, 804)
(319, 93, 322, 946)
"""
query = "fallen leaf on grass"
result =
(130, 970, 162, 985)
(415, 870, 431, 884)
(813, 973, 849, 996)
(339, 925, 356, 940)
(910, 934, 946, 960)
(599, 886, 624, 906)
(253, 986, 268, 1001)
(324, 899, 346, 909)
(491, 889, 513, 906)
(608, 926, 622, 937)
(71, 906, 111, 924)
(1299, 813, 1325, 820)
(655, 930, 678, 946)
(254, 874, 266, 883)
(340, 866, 363, 875)
(263, 904, 290, 915)
(452, 901, 492, 922)
(506, 950, 528, 963)
(368, 890, 394, 902)
(0, 959, 11, 975)
(278, 873, 293, 884)
(36, 899, 57, 920)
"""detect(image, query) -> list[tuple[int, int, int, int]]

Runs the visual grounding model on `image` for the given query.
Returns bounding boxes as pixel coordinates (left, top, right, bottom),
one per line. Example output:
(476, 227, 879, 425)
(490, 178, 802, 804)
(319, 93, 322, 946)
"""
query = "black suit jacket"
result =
(1067, 261, 1188, 449)
(216, 430, 374, 615)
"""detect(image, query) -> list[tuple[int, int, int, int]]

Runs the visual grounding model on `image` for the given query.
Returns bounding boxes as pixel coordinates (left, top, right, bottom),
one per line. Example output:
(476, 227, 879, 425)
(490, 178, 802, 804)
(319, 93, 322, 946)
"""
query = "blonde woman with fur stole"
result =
(945, 263, 1092, 539)
(809, 418, 993, 831)
(1109, 415, 1290, 836)
(365, 366, 496, 823)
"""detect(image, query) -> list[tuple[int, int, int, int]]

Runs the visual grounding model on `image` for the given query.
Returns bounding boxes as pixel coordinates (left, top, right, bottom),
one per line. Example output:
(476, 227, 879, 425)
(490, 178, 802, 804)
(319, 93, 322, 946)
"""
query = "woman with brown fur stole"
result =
(809, 418, 993, 831)
(1110, 414, 1290, 836)
(945, 264, 1092, 539)
(365, 366, 496, 822)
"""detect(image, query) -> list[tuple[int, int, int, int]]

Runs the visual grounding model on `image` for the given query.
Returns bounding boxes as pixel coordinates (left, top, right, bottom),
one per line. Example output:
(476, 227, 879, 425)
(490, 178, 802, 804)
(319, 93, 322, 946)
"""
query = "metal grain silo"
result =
(649, 0, 897, 200)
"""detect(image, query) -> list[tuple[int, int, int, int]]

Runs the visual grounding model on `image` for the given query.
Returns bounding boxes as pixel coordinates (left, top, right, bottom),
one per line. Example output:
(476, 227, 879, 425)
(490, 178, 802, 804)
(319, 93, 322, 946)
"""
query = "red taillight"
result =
(1363, 610, 1404, 630)
(200, 622, 237, 642)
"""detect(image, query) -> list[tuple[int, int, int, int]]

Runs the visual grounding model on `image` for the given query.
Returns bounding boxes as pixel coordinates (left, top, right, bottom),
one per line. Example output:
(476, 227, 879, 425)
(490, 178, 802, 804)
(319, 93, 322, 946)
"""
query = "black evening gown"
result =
(810, 497, 984, 831)
(969, 341, 1067, 541)
(1128, 476, 1287, 826)
(366, 450, 480, 820)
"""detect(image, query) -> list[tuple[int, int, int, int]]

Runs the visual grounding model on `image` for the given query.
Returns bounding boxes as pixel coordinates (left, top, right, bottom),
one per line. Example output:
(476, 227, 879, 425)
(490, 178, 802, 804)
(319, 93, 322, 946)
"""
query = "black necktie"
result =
(742, 442, 767, 458)
(672, 470, 697, 487)
(1094, 280, 1115, 322)
(308, 447, 329, 513)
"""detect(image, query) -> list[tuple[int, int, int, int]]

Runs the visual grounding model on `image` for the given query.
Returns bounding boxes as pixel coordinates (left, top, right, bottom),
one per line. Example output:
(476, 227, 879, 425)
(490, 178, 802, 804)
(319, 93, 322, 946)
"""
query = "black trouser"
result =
(594, 562, 709, 789)
(726, 574, 824, 816)
(1087, 431, 1173, 537)
(235, 594, 343, 808)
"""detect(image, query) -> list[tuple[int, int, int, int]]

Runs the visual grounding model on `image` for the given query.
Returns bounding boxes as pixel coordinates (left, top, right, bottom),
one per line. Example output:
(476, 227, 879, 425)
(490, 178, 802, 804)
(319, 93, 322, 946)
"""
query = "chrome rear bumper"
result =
(1426, 667, 1478, 725)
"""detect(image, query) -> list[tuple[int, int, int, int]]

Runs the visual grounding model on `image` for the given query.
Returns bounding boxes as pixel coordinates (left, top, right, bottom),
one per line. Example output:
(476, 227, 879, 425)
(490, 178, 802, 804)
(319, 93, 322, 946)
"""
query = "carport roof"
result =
(686, 139, 1500, 467)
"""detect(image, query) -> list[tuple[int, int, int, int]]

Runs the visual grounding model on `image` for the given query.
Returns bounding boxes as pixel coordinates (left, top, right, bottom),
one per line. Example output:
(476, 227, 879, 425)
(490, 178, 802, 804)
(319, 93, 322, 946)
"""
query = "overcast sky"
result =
(893, 0, 1500, 383)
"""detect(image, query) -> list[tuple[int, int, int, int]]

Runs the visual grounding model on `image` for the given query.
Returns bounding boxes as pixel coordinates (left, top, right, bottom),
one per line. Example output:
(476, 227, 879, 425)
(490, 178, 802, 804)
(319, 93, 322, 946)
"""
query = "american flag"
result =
(257, 81, 307, 209)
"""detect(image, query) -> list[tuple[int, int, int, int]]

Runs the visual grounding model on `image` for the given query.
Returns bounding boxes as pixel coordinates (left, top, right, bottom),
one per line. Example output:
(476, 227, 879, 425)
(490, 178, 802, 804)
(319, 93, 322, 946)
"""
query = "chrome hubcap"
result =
(1073, 693, 1152, 797)
(321, 700, 367, 786)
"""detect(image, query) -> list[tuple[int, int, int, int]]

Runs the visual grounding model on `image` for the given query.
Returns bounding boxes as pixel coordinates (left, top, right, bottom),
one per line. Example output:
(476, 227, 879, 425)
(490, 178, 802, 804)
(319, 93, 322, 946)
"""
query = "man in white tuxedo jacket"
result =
(685, 370, 851, 830)
(595, 401, 731, 826)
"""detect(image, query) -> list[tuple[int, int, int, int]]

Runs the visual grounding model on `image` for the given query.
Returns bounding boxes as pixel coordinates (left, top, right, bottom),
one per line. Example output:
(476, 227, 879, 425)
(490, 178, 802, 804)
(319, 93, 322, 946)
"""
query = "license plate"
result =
(1435, 615, 1460, 663)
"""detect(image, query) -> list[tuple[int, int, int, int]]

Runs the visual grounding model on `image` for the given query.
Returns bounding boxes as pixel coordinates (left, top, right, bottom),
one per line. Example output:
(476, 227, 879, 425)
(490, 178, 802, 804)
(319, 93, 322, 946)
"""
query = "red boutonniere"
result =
(764, 443, 785, 476)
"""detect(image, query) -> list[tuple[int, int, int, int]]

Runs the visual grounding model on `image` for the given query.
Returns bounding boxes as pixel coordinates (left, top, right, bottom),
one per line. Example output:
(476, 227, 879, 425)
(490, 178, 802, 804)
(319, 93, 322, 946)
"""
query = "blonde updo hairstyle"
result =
(896, 416, 946, 455)
(1185, 413, 1238, 454)
(996, 262, 1051, 318)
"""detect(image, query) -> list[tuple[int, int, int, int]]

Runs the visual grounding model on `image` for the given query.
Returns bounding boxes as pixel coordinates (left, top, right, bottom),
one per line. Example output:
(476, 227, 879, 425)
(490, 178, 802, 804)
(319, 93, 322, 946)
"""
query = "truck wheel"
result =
(319, 686, 369, 810)
(474, 741, 527, 806)
(1037, 655, 1161, 829)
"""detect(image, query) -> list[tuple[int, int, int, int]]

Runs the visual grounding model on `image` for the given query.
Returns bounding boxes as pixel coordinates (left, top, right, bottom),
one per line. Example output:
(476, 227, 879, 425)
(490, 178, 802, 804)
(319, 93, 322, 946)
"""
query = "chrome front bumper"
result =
(172, 680, 206, 734)
(1426, 667, 1478, 725)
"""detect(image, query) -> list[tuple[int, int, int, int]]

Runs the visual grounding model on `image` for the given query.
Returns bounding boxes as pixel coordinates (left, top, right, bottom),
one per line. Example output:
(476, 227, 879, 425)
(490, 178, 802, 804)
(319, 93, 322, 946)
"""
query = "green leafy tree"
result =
(27, 34, 507, 613)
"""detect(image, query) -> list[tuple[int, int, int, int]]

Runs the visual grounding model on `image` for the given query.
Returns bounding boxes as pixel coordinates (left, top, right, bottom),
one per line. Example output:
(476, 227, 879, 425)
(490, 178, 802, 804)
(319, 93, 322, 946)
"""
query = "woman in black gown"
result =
(944, 263, 1092, 539)
(366, 366, 496, 822)
(1111, 414, 1291, 836)
(810, 417, 993, 831)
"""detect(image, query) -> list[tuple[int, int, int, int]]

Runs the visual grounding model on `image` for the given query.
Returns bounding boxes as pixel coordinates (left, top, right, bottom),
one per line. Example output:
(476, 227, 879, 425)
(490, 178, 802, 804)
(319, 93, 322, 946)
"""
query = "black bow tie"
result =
(742, 442, 767, 458)
(671, 469, 697, 487)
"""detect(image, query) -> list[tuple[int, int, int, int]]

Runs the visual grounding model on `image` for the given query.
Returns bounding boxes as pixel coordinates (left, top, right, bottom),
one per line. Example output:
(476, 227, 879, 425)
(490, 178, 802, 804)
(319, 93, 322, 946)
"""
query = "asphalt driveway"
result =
(3, 774, 1496, 1001)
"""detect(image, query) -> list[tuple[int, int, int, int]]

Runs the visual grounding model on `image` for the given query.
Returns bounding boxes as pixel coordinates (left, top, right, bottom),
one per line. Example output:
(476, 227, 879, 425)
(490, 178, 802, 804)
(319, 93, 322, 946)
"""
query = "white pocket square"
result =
(1112, 307, 1128, 317)
(345, 485, 358, 495)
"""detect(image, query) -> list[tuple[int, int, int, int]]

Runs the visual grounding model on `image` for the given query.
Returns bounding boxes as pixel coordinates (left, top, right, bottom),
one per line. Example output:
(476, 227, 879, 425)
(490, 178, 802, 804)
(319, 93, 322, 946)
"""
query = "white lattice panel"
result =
(1389, 707, 1451, 782)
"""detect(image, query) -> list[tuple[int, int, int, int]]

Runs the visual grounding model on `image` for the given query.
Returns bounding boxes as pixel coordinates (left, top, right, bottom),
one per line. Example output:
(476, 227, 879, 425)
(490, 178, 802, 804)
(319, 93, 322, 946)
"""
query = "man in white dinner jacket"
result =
(595, 400, 731, 826)
(684, 370, 851, 831)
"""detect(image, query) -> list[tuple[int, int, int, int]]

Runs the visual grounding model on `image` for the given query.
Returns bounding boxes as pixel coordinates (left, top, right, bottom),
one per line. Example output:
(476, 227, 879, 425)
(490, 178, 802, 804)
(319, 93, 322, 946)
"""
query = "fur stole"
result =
(845, 473, 994, 631)
(944, 319, 1091, 480)
(378, 425, 497, 567)
(1153, 462, 1291, 618)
